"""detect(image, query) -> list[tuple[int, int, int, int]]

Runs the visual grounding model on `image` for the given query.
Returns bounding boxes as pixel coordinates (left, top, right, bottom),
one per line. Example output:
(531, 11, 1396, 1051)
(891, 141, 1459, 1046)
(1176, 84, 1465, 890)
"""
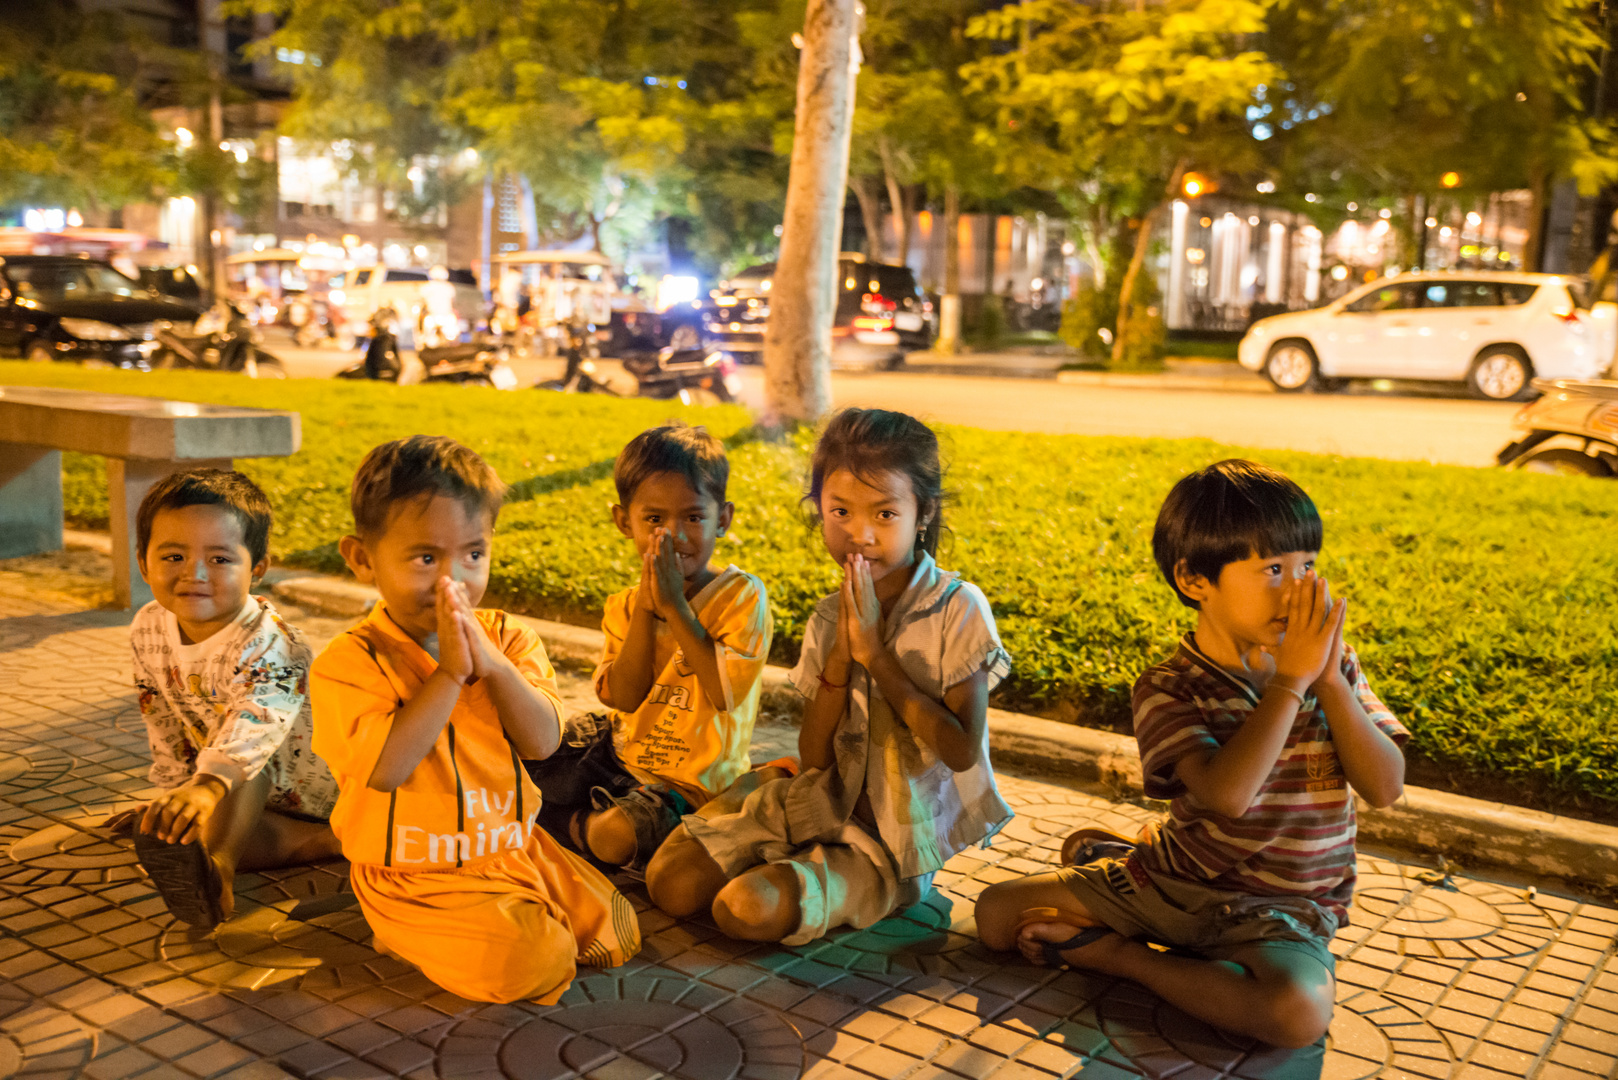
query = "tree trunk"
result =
(878, 136, 910, 264)
(762, 0, 860, 425)
(851, 174, 883, 259)
(1112, 159, 1186, 366)
(936, 183, 961, 355)
(1525, 162, 1550, 272)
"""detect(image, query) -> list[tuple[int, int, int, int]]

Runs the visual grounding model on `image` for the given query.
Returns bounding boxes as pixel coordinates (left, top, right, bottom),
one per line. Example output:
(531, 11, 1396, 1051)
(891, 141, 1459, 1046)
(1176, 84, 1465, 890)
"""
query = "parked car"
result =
(1497, 377, 1618, 477)
(706, 255, 935, 369)
(137, 265, 208, 308)
(1238, 272, 1616, 399)
(327, 266, 482, 342)
(0, 254, 203, 366)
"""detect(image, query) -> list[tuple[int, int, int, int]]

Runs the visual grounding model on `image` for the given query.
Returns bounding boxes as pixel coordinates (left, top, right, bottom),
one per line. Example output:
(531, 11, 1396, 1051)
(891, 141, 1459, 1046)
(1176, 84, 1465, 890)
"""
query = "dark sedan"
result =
(0, 255, 203, 367)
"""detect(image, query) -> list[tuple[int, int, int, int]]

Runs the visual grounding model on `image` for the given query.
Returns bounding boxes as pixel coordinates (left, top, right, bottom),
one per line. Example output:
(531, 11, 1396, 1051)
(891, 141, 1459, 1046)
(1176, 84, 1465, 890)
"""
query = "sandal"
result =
(1060, 825, 1137, 867)
(133, 833, 226, 930)
(1013, 906, 1113, 968)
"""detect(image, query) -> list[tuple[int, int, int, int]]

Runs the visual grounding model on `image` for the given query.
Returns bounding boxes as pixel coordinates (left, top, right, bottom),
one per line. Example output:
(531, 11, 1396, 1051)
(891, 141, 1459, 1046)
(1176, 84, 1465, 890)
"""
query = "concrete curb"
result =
(1054, 370, 1274, 394)
(268, 572, 1618, 897)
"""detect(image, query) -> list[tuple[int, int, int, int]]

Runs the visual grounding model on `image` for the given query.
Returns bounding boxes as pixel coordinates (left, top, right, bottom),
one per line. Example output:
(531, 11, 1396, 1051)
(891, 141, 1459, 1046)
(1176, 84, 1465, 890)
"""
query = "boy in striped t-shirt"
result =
(976, 460, 1407, 1049)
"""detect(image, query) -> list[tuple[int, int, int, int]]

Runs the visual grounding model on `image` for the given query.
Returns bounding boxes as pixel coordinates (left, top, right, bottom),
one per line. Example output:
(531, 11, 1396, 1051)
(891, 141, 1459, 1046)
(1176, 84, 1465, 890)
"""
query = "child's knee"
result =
(973, 880, 1038, 951)
(712, 864, 799, 942)
(585, 807, 637, 866)
(1254, 971, 1334, 1048)
(646, 827, 721, 917)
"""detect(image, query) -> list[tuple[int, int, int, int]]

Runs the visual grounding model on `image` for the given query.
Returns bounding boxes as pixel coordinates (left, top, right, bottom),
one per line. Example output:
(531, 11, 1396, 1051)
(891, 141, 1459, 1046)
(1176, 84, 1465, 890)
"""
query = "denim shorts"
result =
(1058, 854, 1338, 974)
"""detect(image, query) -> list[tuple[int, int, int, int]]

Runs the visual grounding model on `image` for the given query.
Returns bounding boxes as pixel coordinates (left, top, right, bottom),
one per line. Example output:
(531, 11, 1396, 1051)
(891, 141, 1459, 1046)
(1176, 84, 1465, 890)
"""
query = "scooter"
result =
(1497, 378, 1618, 477)
(153, 300, 287, 378)
(537, 321, 621, 394)
(337, 306, 404, 381)
(620, 344, 740, 404)
(338, 305, 516, 388)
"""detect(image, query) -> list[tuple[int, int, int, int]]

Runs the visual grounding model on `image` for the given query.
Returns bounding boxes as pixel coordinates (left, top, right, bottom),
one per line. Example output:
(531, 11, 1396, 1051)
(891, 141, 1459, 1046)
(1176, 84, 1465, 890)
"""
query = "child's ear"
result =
(610, 503, 634, 539)
(1173, 559, 1210, 605)
(338, 535, 375, 584)
(136, 549, 151, 585)
(250, 555, 270, 584)
(717, 501, 735, 537)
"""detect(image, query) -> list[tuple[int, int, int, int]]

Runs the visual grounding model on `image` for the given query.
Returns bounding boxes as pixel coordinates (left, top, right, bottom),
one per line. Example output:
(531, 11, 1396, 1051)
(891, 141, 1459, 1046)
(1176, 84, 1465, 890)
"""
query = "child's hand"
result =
(636, 542, 659, 614)
(1272, 571, 1345, 688)
(443, 579, 505, 681)
(1314, 597, 1350, 693)
(842, 554, 884, 668)
(434, 577, 476, 685)
(139, 777, 225, 845)
(648, 529, 688, 619)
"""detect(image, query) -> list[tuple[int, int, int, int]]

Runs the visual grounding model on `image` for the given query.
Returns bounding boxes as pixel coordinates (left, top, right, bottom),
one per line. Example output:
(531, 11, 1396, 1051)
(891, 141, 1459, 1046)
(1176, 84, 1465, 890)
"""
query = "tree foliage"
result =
(0, 0, 175, 214)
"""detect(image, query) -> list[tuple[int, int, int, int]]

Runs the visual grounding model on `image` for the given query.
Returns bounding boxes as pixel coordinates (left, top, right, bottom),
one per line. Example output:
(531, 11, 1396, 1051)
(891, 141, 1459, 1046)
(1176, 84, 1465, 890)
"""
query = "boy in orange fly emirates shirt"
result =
(311, 435, 639, 1004)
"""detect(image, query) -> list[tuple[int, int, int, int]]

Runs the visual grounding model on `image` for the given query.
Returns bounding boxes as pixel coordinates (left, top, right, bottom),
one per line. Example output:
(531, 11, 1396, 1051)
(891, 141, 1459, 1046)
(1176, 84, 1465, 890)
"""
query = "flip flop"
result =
(1060, 826, 1138, 867)
(1012, 906, 1114, 969)
(133, 833, 226, 930)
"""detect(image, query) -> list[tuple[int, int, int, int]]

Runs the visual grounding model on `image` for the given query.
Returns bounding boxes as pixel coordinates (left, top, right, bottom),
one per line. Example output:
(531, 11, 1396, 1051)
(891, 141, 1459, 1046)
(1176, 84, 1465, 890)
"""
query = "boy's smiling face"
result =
(340, 494, 493, 643)
(1178, 549, 1319, 654)
(611, 471, 733, 587)
(139, 504, 267, 644)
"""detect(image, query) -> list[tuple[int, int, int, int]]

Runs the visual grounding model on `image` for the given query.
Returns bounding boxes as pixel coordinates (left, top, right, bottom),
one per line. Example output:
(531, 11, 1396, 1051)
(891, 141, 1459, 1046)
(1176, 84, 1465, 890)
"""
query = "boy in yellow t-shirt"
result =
(526, 423, 774, 869)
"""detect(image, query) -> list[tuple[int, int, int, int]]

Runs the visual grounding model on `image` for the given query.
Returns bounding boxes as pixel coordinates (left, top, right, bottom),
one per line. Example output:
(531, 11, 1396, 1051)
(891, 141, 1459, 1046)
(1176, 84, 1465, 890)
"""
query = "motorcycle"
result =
(620, 344, 740, 405)
(537, 321, 621, 394)
(153, 300, 287, 378)
(1497, 378, 1618, 477)
(338, 305, 516, 388)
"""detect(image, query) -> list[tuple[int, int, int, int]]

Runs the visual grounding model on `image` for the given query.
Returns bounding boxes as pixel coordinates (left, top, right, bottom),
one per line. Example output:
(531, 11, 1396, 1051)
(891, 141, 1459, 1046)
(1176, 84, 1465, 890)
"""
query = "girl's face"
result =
(819, 467, 930, 583)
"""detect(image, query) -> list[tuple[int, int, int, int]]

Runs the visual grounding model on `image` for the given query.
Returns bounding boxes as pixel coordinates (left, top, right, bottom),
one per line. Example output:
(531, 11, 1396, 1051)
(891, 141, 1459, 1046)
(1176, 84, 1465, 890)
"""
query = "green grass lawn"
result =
(6, 362, 1618, 816)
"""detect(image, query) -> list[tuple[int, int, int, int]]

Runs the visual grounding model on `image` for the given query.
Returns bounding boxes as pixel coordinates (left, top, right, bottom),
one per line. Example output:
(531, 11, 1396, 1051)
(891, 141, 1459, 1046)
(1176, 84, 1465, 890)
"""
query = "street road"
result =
(273, 342, 1521, 467)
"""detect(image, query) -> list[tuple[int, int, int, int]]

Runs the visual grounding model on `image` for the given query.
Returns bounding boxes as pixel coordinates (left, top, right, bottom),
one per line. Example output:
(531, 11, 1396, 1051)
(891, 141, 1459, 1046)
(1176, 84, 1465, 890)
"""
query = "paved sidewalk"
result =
(1, 575, 1616, 1079)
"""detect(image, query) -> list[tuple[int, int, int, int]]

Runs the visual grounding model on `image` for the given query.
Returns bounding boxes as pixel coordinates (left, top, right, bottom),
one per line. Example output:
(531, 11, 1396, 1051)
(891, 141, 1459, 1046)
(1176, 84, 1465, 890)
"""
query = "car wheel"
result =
(1516, 447, 1613, 478)
(25, 341, 55, 364)
(1263, 340, 1319, 392)
(1468, 345, 1534, 401)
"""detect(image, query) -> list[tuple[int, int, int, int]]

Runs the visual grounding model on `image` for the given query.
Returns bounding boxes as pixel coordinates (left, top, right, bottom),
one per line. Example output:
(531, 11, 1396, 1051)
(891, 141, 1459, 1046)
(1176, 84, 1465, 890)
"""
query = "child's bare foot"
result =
(212, 854, 237, 920)
(1017, 921, 1127, 973)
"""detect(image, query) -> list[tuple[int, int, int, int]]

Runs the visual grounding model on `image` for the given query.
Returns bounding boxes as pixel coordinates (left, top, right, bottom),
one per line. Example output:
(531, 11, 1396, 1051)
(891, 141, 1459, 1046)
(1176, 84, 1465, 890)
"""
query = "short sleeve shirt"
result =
(593, 566, 772, 801)
(311, 604, 561, 869)
(1131, 634, 1408, 921)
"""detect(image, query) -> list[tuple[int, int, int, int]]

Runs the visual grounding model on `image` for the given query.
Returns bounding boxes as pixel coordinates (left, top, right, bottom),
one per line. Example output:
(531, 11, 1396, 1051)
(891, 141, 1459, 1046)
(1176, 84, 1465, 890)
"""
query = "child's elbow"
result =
(1361, 780, 1404, 810)
(940, 739, 982, 773)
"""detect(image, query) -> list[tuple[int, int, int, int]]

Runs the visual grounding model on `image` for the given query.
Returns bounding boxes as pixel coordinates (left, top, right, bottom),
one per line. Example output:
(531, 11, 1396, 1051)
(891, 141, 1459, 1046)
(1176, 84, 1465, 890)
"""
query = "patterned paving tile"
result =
(2, 572, 1618, 1079)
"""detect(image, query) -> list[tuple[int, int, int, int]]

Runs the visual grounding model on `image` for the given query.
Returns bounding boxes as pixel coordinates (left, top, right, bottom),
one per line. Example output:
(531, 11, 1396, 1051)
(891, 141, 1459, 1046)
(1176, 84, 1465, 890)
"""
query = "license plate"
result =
(894, 313, 922, 331)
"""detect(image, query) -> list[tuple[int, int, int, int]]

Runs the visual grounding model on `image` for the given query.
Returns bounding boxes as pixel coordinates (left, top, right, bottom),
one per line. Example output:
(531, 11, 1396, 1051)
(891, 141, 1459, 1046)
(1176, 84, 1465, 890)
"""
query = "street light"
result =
(1183, 172, 1213, 198)
(1441, 171, 1461, 189)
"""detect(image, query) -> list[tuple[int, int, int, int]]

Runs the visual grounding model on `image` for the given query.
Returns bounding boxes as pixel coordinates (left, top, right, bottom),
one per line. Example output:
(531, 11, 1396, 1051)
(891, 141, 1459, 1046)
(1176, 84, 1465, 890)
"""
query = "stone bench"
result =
(0, 386, 300, 608)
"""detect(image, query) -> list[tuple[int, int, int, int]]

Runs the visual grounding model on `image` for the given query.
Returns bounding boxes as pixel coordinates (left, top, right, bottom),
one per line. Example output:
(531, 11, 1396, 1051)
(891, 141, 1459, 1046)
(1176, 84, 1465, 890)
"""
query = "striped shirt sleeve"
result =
(1133, 667, 1222, 801)
(1340, 643, 1408, 745)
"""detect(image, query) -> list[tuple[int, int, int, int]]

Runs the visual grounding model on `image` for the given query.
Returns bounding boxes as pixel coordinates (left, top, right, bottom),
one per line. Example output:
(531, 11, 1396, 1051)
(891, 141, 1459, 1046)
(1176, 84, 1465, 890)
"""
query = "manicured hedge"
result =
(5, 362, 1617, 813)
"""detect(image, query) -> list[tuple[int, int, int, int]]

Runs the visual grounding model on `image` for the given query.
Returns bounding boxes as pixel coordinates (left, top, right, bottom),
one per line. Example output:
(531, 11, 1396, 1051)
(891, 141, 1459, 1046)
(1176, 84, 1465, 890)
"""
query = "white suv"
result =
(1238, 272, 1616, 399)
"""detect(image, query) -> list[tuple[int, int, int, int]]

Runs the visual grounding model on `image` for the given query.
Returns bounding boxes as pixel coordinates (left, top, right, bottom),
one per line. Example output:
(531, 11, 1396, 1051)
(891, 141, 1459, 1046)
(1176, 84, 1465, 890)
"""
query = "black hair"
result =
(350, 435, 506, 537)
(1152, 459, 1322, 609)
(136, 469, 273, 566)
(613, 422, 729, 507)
(806, 408, 946, 557)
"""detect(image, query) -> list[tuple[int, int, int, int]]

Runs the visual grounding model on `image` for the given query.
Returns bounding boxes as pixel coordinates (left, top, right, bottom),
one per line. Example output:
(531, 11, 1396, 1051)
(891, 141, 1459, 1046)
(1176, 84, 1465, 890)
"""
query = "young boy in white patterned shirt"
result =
(112, 469, 340, 929)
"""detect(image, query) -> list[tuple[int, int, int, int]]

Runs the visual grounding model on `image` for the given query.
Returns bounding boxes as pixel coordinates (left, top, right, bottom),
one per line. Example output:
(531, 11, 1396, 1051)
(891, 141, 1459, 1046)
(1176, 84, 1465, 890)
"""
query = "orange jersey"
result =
(593, 566, 772, 801)
(311, 604, 561, 869)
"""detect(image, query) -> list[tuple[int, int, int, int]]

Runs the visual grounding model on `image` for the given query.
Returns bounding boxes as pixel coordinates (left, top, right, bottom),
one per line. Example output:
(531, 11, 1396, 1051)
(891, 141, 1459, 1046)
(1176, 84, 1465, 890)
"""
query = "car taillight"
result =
(1553, 307, 1582, 324)
(852, 316, 893, 331)
(861, 292, 897, 316)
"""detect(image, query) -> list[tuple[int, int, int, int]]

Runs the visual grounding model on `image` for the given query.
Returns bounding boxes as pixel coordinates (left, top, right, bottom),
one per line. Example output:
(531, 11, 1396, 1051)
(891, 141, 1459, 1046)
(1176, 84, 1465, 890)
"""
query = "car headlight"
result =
(58, 318, 133, 341)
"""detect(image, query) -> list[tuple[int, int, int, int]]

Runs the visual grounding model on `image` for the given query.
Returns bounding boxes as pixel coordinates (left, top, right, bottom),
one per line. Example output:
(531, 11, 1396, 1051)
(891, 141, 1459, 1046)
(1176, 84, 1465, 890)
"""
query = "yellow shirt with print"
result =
(592, 565, 772, 804)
